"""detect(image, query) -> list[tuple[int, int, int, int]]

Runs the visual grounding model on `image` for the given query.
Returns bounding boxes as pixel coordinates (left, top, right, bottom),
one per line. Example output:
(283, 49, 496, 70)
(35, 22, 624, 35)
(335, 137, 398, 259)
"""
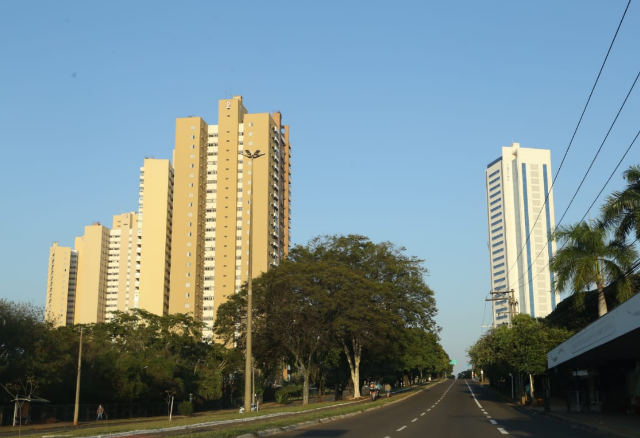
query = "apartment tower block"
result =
(485, 143, 559, 326)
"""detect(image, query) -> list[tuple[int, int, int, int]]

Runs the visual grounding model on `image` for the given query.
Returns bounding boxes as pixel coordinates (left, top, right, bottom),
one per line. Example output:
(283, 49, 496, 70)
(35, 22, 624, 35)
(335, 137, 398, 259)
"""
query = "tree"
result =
(601, 164, 640, 242)
(295, 235, 438, 398)
(467, 314, 571, 396)
(253, 259, 350, 404)
(550, 221, 638, 317)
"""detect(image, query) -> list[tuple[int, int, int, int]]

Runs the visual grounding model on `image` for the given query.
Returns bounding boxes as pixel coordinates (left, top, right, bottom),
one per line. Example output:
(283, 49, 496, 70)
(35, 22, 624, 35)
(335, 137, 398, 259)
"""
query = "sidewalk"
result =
(530, 397, 640, 438)
(476, 382, 640, 438)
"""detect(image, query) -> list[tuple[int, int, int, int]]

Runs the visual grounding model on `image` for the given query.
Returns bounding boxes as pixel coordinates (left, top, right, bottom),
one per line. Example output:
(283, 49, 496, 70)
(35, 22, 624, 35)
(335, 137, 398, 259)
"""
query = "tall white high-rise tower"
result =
(485, 143, 560, 326)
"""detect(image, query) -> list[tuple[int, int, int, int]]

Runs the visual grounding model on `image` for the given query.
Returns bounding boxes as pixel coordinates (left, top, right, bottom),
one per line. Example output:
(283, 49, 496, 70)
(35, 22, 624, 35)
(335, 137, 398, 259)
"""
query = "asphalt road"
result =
(273, 379, 602, 438)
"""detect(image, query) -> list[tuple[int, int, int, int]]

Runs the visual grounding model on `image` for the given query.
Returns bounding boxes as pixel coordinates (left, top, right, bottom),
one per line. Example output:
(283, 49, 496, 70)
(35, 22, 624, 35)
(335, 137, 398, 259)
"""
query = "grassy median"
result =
(29, 383, 436, 438)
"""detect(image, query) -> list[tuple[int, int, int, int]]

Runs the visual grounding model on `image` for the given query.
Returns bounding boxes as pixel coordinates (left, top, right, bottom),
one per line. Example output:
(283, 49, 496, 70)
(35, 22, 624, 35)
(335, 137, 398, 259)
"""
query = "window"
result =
(188, 203, 193, 207)
(491, 219, 502, 227)
(190, 164, 194, 168)
(191, 145, 195, 149)
(185, 303, 190, 308)
(186, 272, 191, 277)
(490, 190, 501, 199)
(187, 252, 192, 257)
(191, 135, 195, 140)
(492, 248, 504, 255)
(493, 255, 505, 262)
(493, 262, 505, 270)
(492, 233, 504, 241)
(490, 212, 501, 219)
(490, 198, 501, 206)
(190, 154, 195, 158)
(491, 226, 503, 234)
(490, 184, 500, 192)
(491, 241, 503, 248)
(189, 183, 194, 188)
(490, 205, 501, 213)
(489, 176, 500, 185)
(186, 262, 191, 267)
(186, 282, 191, 287)
(493, 270, 505, 276)
(488, 169, 500, 178)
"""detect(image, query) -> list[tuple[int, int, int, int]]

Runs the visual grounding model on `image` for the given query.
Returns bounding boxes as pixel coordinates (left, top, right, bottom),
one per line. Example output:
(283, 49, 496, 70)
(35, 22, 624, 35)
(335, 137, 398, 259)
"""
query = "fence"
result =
(0, 402, 171, 426)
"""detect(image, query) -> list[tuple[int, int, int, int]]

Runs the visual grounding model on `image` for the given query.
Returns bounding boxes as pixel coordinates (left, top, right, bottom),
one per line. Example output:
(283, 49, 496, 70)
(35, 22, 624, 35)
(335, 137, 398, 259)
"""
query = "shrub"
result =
(275, 388, 290, 404)
(178, 401, 194, 417)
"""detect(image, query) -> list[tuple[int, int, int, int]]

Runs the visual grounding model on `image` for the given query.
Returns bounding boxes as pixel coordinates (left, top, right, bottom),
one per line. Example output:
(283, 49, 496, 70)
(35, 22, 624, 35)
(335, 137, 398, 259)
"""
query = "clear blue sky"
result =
(1, 1, 638, 375)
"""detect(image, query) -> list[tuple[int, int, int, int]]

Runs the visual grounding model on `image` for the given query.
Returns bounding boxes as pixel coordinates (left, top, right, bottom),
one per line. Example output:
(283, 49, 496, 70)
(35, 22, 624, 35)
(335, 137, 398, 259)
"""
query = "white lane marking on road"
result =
(421, 413, 425, 416)
(486, 416, 492, 418)
(411, 418, 417, 422)
(427, 408, 431, 411)
(397, 426, 407, 431)
(497, 427, 509, 434)
(490, 420, 497, 425)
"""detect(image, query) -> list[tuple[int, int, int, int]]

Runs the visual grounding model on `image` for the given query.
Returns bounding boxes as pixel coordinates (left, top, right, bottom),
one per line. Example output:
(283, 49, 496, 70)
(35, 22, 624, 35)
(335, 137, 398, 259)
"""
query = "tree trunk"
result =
(597, 283, 608, 317)
(302, 371, 309, 405)
(342, 338, 362, 399)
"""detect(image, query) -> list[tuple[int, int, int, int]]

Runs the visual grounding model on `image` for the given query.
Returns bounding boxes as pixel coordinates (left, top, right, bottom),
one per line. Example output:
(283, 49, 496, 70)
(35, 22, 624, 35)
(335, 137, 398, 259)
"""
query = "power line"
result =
(504, 0, 633, 281)
(511, 123, 640, 295)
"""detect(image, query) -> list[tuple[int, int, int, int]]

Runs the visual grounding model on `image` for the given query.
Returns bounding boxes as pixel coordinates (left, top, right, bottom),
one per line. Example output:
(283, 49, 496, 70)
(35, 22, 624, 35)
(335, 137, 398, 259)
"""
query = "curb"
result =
(235, 380, 445, 438)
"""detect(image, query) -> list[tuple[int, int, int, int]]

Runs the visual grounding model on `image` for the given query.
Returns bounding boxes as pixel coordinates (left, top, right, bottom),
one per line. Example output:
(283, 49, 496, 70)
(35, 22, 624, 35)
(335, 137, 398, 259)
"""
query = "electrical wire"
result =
(503, 0, 633, 281)
(511, 127, 640, 297)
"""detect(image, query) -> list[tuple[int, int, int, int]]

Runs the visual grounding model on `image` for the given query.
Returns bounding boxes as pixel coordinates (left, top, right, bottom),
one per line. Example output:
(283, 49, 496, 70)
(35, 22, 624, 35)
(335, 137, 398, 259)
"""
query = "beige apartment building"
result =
(105, 213, 139, 321)
(73, 223, 110, 324)
(169, 96, 291, 338)
(45, 242, 78, 327)
(137, 158, 174, 316)
(46, 96, 290, 334)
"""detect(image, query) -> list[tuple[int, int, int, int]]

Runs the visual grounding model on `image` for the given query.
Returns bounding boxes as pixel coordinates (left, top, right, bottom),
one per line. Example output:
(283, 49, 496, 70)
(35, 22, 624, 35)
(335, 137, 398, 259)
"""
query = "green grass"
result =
(27, 383, 437, 438)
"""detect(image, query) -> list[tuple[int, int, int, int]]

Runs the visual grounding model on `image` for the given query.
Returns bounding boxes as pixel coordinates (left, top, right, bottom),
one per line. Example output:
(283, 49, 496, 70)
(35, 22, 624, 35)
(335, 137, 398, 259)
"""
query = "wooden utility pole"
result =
(486, 289, 518, 327)
(73, 328, 83, 426)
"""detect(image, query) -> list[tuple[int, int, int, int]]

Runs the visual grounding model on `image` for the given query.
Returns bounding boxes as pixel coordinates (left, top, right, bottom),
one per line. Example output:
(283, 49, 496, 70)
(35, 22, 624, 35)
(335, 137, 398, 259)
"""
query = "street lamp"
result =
(239, 149, 264, 413)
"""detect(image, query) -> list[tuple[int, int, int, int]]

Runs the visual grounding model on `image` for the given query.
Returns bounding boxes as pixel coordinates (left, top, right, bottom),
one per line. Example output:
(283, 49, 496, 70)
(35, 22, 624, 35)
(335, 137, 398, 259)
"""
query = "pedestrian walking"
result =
(385, 383, 391, 398)
(97, 404, 105, 420)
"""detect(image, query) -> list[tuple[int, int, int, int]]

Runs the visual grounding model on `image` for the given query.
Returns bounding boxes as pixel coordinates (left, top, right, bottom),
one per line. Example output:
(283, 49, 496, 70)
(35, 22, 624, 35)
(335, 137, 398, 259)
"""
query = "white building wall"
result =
(485, 143, 560, 326)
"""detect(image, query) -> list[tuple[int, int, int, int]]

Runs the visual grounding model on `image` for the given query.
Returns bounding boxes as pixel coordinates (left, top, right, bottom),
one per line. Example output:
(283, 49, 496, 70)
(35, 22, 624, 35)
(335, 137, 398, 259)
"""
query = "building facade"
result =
(169, 96, 291, 339)
(73, 223, 110, 325)
(105, 212, 139, 321)
(137, 159, 174, 316)
(46, 96, 291, 335)
(45, 242, 78, 327)
(485, 143, 559, 326)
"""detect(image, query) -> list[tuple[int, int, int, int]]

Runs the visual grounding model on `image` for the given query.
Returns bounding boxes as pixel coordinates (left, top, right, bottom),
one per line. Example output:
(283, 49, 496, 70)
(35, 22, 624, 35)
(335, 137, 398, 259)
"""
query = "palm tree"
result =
(550, 221, 638, 317)
(601, 164, 640, 242)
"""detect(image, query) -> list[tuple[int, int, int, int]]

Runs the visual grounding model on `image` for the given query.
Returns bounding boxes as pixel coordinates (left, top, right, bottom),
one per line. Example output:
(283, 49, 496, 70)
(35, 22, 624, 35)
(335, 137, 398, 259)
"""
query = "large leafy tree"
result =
(294, 235, 438, 398)
(602, 164, 640, 242)
(550, 221, 638, 317)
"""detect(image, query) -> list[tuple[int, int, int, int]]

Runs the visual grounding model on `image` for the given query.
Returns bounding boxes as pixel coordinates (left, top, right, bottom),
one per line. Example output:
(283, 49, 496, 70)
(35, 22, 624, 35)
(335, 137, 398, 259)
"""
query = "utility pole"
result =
(486, 289, 518, 327)
(73, 328, 83, 426)
(239, 150, 264, 414)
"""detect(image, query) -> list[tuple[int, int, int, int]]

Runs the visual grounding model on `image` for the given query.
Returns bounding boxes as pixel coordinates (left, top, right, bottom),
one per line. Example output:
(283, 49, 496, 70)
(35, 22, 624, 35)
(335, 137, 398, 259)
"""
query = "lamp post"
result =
(239, 149, 264, 413)
(73, 328, 83, 426)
